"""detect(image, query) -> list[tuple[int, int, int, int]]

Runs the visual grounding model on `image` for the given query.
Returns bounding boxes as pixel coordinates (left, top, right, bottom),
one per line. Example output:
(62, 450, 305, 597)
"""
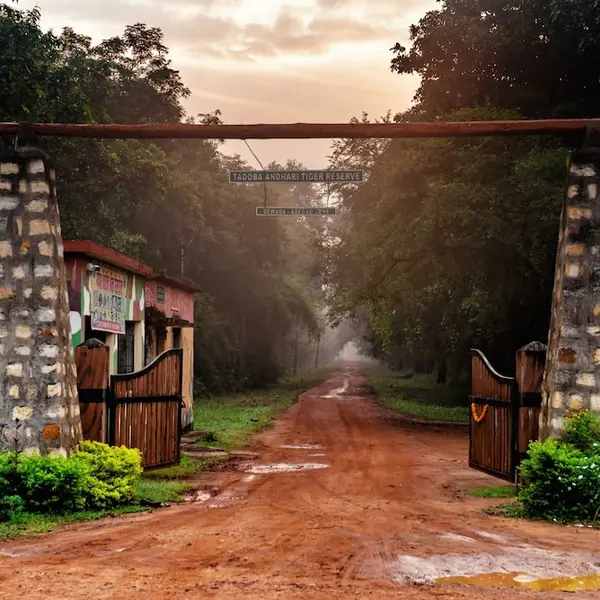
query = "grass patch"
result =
(484, 500, 524, 518)
(142, 455, 226, 480)
(0, 466, 195, 541)
(0, 505, 149, 541)
(468, 486, 516, 498)
(194, 366, 338, 450)
(364, 366, 469, 423)
(137, 479, 192, 503)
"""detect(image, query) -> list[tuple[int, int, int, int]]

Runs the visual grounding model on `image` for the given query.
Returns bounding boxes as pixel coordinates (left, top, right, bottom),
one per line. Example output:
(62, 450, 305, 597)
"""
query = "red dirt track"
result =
(1, 366, 599, 599)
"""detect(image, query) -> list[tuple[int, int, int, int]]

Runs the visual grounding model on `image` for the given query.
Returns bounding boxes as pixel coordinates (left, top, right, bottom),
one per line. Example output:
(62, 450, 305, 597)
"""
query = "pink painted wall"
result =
(144, 280, 194, 324)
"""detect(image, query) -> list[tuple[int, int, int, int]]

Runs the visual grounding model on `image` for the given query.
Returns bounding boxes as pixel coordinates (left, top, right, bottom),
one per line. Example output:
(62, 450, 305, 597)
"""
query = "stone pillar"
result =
(0, 146, 82, 456)
(541, 129, 600, 439)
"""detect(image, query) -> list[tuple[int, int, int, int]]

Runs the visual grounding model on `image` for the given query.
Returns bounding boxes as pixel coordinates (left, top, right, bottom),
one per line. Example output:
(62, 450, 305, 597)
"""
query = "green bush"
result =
(16, 454, 88, 513)
(518, 439, 600, 522)
(0, 495, 24, 522)
(72, 441, 142, 510)
(0, 453, 21, 521)
(0, 442, 142, 519)
(561, 408, 600, 453)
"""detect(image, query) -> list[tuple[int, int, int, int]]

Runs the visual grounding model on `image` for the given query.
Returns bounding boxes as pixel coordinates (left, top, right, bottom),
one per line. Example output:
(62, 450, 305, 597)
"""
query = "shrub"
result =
(561, 409, 600, 453)
(0, 495, 24, 522)
(13, 454, 88, 514)
(72, 441, 142, 510)
(0, 442, 143, 519)
(518, 439, 600, 522)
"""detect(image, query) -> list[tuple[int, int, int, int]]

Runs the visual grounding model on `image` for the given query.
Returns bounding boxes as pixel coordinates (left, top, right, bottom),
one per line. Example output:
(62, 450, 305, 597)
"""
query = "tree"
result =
(322, 109, 566, 381)
(390, 0, 600, 120)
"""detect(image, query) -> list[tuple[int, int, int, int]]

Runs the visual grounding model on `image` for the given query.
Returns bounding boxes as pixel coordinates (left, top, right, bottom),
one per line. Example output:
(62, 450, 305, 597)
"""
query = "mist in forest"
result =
(339, 343, 378, 364)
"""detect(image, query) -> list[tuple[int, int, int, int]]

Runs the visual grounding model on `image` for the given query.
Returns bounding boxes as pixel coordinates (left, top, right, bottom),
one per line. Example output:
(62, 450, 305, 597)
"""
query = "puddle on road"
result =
(246, 462, 329, 474)
(440, 533, 476, 544)
(280, 444, 323, 450)
(475, 531, 506, 543)
(322, 379, 350, 399)
(438, 572, 600, 592)
(383, 547, 600, 589)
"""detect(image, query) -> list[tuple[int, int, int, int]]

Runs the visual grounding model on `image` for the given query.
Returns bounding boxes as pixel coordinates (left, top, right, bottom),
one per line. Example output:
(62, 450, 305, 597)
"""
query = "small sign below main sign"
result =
(256, 207, 337, 216)
(230, 170, 364, 184)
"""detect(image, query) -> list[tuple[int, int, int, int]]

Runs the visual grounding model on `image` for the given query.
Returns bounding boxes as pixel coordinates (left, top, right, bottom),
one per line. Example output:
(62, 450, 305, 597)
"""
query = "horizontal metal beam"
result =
(0, 119, 599, 140)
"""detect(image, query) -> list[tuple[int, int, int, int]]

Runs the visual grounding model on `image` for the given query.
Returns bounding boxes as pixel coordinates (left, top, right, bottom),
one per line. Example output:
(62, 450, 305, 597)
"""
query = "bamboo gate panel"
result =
(469, 350, 518, 481)
(109, 348, 183, 468)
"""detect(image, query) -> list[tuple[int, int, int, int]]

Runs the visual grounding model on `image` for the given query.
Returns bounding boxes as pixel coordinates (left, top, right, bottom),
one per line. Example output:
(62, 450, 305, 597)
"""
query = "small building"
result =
(64, 241, 198, 429)
(144, 272, 197, 428)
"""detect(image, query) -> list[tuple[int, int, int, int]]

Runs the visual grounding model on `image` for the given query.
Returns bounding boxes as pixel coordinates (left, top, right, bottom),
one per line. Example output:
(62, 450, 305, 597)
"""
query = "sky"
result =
(19, 0, 436, 168)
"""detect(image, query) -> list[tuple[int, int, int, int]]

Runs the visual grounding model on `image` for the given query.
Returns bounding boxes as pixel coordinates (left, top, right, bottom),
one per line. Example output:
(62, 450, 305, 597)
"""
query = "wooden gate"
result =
(75, 344, 110, 443)
(469, 349, 518, 481)
(75, 345, 183, 469)
(109, 348, 183, 468)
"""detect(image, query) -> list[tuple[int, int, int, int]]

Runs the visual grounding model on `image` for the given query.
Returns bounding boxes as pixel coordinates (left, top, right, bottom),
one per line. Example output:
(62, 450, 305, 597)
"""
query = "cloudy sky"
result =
(20, 0, 435, 167)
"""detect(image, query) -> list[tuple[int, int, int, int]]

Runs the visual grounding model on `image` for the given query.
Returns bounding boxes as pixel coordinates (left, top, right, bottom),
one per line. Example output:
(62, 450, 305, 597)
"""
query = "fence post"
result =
(515, 342, 547, 479)
(0, 146, 82, 456)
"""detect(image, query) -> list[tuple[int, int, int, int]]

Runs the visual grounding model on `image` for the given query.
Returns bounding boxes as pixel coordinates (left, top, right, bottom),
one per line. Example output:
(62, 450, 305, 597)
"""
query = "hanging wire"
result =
(243, 139, 268, 209)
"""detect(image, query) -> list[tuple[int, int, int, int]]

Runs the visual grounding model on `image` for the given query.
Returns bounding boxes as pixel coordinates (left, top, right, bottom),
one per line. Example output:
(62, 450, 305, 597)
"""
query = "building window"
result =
(117, 322, 136, 374)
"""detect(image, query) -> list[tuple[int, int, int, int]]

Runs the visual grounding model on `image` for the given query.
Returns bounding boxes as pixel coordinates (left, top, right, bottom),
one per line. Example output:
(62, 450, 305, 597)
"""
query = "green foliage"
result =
(15, 455, 88, 514)
(322, 108, 566, 379)
(389, 0, 600, 119)
(468, 486, 515, 498)
(366, 367, 469, 422)
(0, 495, 24, 522)
(0, 442, 142, 521)
(72, 441, 142, 510)
(0, 452, 87, 517)
(137, 480, 192, 503)
(518, 439, 600, 523)
(561, 409, 600, 453)
(0, 505, 149, 541)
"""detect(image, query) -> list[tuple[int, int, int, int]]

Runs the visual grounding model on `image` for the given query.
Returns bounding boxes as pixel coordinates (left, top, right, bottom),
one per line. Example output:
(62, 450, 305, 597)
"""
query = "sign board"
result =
(256, 207, 337, 216)
(229, 170, 364, 184)
(90, 266, 127, 334)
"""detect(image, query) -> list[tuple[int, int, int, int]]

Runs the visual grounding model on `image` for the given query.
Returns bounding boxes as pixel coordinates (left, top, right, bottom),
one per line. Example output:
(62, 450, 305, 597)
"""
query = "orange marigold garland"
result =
(471, 403, 489, 423)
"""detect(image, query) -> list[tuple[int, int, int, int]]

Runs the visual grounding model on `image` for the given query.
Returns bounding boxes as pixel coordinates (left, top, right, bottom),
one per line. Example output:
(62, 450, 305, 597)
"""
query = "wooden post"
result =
(75, 341, 110, 443)
(515, 341, 547, 472)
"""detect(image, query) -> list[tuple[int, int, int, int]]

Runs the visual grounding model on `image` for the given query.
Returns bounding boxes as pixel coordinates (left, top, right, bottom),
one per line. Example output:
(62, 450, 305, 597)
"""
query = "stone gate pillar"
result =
(541, 128, 600, 439)
(0, 146, 82, 456)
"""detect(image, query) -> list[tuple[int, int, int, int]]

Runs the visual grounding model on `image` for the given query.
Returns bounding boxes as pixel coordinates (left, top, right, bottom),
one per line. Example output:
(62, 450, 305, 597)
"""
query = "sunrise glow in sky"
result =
(19, 0, 436, 167)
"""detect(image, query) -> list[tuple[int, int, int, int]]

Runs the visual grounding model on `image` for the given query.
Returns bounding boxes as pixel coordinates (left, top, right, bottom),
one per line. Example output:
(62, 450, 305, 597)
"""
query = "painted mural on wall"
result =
(65, 256, 145, 347)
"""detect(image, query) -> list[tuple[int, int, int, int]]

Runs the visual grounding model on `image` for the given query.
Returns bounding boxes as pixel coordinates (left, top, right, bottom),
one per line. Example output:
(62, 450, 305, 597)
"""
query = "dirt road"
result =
(1, 366, 599, 599)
